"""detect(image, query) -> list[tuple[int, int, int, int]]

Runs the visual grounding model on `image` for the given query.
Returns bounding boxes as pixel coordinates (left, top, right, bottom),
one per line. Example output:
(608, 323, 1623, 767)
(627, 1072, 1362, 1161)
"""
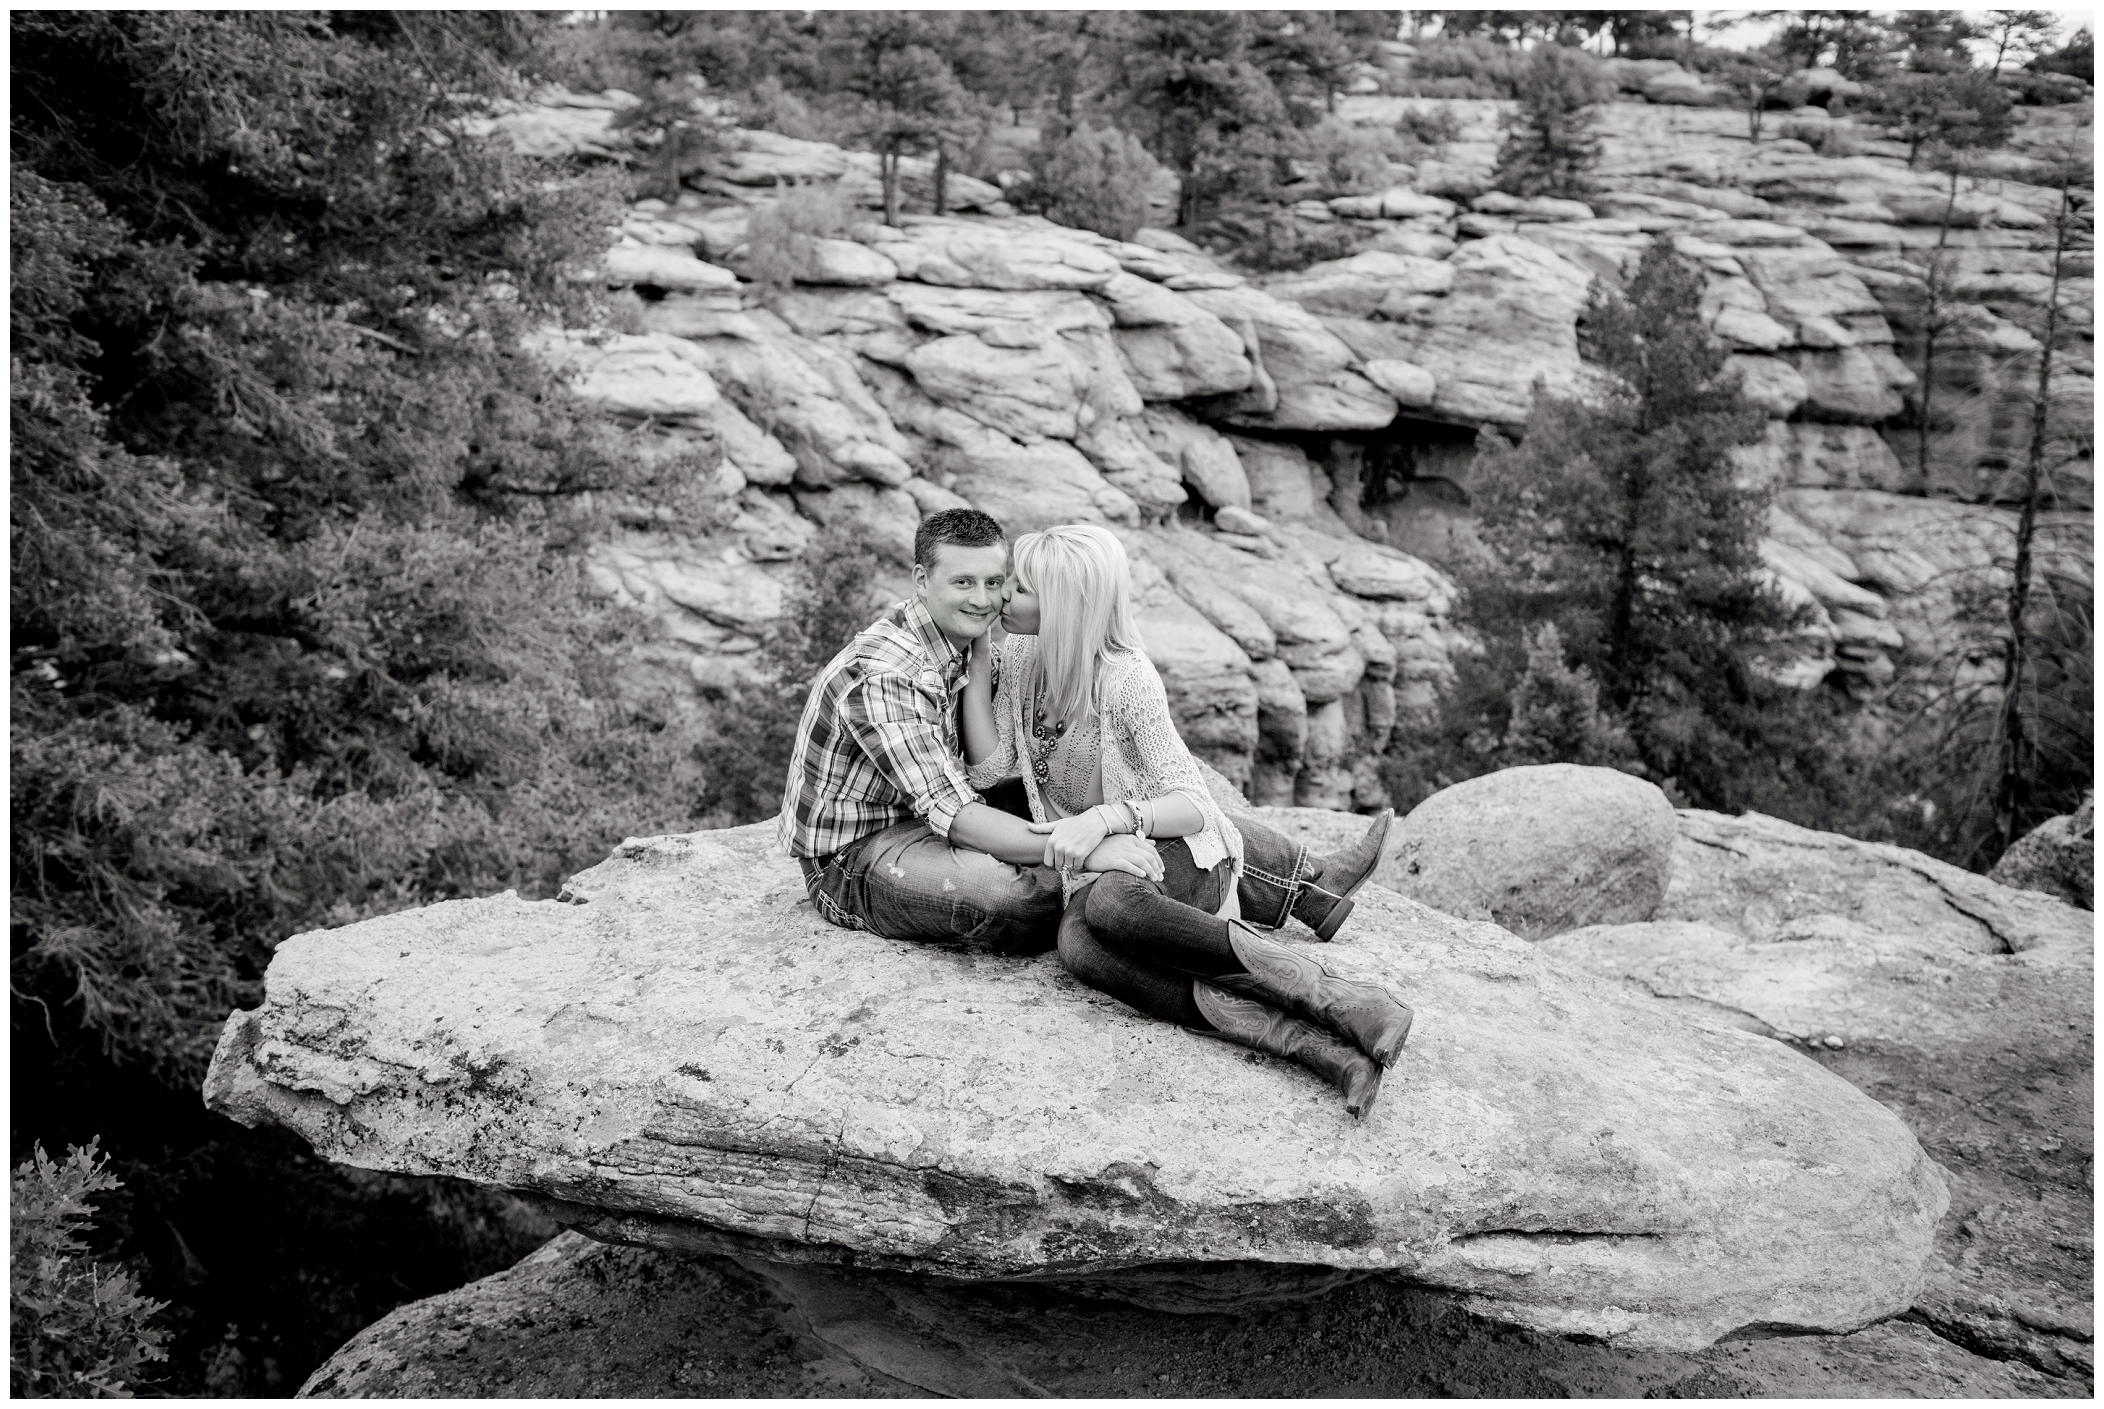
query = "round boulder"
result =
(1384, 763, 1675, 939)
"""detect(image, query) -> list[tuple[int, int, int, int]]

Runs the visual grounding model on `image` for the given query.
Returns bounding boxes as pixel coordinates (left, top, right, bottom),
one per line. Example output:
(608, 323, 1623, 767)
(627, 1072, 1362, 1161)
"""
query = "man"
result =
(780, 508, 1390, 950)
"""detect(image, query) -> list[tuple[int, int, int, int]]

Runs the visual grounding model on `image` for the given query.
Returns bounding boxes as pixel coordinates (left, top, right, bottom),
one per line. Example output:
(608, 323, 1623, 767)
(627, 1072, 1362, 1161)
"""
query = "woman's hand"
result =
(1080, 833, 1164, 883)
(961, 627, 998, 767)
(1030, 811, 1111, 871)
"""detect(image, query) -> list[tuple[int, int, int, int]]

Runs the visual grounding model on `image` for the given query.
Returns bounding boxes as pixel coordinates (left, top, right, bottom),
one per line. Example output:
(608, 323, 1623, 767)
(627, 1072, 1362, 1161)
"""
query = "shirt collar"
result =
(897, 596, 965, 677)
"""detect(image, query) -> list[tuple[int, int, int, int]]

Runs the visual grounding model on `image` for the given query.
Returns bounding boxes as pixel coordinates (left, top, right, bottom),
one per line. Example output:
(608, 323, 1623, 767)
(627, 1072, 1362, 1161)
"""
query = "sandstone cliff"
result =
(489, 84, 2089, 804)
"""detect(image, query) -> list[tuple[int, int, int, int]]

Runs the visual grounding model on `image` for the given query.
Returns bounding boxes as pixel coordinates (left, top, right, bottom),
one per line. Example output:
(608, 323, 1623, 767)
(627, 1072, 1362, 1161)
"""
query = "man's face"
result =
(914, 541, 1009, 647)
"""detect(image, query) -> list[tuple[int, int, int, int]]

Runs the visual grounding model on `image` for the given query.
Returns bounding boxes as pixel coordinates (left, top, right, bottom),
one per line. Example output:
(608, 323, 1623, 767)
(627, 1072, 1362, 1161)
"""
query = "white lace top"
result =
(968, 637, 1243, 900)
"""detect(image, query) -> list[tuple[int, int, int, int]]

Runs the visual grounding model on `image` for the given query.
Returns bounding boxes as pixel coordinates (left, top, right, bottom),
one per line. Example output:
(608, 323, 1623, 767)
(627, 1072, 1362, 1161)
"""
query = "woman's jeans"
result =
(799, 814, 1324, 964)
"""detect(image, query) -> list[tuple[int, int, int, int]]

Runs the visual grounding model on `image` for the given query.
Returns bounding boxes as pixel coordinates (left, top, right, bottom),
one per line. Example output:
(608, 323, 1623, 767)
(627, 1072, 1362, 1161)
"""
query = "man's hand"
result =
(1081, 833, 1163, 883)
(1030, 811, 1110, 871)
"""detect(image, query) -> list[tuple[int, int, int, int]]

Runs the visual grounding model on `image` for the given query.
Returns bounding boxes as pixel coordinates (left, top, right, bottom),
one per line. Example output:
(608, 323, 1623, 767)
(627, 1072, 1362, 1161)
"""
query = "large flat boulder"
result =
(207, 823, 1946, 1352)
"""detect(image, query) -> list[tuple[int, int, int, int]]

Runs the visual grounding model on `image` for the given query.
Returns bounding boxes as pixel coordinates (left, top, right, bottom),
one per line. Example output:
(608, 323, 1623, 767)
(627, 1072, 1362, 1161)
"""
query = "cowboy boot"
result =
(1191, 982, 1383, 1118)
(1214, 921, 1414, 1067)
(1291, 808, 1394, 942)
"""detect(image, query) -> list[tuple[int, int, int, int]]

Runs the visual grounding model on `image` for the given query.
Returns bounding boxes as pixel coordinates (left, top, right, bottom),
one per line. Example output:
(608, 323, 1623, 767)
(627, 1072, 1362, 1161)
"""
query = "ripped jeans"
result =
(798, 813, 1323, 957)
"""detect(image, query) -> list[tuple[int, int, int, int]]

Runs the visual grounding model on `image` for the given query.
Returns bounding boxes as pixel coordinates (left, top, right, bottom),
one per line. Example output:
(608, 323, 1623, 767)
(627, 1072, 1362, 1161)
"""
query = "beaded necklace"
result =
(1027, 684, 1101, 817)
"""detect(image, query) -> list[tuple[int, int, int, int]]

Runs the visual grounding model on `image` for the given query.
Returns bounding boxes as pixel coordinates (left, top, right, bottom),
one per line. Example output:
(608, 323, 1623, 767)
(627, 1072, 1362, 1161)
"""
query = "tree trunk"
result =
(933, 144, 949, 216)
(1993, 170, 2074, 854)
(1916, 168, 1964, 493)
(1606, 469, 1646, 708)
(882, 148, 901, 228)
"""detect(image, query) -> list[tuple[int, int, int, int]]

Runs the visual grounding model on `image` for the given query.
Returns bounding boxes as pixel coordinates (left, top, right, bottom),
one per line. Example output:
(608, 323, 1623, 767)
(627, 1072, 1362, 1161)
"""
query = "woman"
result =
(963, 524, 1413, 1118)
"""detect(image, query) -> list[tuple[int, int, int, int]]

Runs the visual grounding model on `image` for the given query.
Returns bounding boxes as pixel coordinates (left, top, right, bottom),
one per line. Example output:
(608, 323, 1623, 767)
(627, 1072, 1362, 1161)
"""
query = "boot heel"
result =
(1304, 888, 1355, 943)
(1290, 809, 1392, 941)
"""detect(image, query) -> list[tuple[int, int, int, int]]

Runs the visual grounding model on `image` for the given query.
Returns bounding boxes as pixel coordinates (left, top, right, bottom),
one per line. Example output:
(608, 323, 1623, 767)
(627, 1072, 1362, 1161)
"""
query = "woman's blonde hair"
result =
(1012, 523, 1146, 726)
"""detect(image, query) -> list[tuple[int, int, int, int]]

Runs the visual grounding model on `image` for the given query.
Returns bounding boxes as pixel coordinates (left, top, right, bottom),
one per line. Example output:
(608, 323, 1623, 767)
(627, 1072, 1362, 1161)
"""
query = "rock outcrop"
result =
(491, 81, 2089, 779)
(299, 1226, 2073, 1400)
(1543, 809, 2095, 1380)
(1988, 795, 2095, 910)
(206, 822, 1948, 1353)
(1383, 764, 1680, 939)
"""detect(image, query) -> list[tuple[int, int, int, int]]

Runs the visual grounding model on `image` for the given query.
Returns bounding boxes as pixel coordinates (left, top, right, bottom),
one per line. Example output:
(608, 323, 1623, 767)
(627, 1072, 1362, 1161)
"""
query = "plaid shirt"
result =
(776, 597, 989, 859)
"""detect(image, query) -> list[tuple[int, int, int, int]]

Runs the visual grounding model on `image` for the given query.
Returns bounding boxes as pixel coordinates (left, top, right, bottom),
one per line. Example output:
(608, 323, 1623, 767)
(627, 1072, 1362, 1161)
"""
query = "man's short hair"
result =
(914, 507, 1007, 571)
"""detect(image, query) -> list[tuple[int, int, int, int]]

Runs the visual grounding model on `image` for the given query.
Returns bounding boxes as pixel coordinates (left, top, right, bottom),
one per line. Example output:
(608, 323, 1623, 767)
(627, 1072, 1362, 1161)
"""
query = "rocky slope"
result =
(496, 83, 2089, 802)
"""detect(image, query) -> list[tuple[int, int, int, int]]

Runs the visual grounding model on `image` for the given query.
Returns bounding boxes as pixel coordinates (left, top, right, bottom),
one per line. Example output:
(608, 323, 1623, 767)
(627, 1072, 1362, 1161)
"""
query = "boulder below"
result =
(205, 822, 1946, 1352)
(1988, 795, 2094, 911)
(299, 1229, 2073, 1400)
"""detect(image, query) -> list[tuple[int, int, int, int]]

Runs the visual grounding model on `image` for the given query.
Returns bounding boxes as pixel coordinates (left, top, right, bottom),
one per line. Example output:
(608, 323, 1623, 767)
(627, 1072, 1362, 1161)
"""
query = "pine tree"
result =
(1715, 48, 1794, 144)
(1463, 238, 1819, 807)
(1984, 10, 2060, 72)
(1490, 44, 1606, 198)
(824, 14, 975, 227)
(1991, 148, 2094, 856)
(1865, 69, 2016, 168)
(1107, 11, 1299, 227)
(12, 17, 712, 1388)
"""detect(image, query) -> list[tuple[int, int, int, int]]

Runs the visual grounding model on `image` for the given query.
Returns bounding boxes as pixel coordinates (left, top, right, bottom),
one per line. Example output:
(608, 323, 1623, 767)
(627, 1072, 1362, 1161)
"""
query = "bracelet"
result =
(1136, 799, 1152, 840)
(1123, 799, 1142, 836)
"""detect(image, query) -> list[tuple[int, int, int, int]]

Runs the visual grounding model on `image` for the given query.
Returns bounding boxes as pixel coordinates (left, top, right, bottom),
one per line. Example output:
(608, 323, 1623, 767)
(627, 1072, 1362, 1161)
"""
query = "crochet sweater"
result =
(967, 637, 1243, 898)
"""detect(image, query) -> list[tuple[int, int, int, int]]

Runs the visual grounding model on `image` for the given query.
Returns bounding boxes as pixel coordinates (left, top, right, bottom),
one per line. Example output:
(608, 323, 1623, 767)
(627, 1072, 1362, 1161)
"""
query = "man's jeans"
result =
(799, 818, 1066, 954)
(799, 813, 1322, 953)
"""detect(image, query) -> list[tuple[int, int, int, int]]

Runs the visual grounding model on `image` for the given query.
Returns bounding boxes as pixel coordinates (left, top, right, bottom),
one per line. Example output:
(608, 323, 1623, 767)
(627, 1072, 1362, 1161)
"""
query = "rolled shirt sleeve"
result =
(840, 669, 982, 839)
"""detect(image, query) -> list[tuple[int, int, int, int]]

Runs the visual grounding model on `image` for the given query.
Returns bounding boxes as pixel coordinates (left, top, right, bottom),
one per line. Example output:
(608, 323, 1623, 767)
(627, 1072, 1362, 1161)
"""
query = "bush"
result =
(1493, 623, 1640, 768)
(1197, 206, 1368, 272)
(2029, 31, 2093, 84)
(692, 541, 887, 825)
(1777, 118, 1862, 154)
(612, 77, 736, 201)
(2001, 67, 2091, 106)
(1298, 115, 1414, 195)
(1397, 105, 1466, 149)
(12, 1142, 170, 1398)
(1865, 70, 2017, 167)
(1012, 121, 1163, 240)
(743, 180, 859, 290)
(734, 74, 864, 146)
(1409, 35, 1532, 99)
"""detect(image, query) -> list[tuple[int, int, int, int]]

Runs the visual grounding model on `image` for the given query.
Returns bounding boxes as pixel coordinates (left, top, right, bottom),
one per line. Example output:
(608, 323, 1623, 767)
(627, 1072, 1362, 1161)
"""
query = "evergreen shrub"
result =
(744, 181, 860, 290)
(1014, 121, 1164, 241)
